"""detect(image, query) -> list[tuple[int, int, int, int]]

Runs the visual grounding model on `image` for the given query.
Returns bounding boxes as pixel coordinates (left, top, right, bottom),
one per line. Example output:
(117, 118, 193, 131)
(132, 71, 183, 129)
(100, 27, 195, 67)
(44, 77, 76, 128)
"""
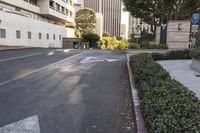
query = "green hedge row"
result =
(190, 48, 200, 59)
(151, 49, 191, 61)
(129, 53, 200, 132)
(128, 42, 168, 49)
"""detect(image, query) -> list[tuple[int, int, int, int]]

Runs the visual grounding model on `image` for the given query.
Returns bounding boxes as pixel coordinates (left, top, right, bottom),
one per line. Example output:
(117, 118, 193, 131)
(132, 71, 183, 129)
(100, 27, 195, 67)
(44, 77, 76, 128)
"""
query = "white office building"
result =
(84, 0, 121, 37)
(129, 16, 152, 39)
(0, 0, 75, 48)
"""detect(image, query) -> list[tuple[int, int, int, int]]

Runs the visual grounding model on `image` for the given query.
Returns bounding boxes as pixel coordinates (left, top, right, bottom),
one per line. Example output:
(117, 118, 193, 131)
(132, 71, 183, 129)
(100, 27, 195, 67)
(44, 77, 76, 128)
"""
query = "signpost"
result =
(191, 13, 200, 48)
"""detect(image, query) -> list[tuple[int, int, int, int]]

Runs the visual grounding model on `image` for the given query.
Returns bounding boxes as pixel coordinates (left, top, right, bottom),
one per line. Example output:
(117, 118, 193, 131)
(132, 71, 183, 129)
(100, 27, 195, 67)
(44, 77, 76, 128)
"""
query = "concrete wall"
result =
(167, 20, 190, 49)
(155, 26, 161, 44)
(0, 11, 74, 48)
(191, 58, 200, 73)
(95, 12, 103, 39)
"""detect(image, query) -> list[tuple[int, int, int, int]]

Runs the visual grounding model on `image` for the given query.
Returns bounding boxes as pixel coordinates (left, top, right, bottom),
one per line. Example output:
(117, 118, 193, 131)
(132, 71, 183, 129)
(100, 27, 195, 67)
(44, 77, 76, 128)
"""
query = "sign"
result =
(192, 13, 200, 23)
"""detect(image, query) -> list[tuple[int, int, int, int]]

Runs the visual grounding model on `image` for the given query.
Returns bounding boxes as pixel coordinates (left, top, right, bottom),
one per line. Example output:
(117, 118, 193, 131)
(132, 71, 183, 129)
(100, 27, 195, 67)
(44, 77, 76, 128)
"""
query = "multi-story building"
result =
(0, 0, 75, 48)
(129, 15, 152, 39)
(84, 0, 121, 37)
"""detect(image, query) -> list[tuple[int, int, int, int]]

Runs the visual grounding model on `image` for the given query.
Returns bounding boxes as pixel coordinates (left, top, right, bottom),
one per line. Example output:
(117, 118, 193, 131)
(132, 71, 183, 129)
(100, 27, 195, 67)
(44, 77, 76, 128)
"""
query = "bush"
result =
(140, 41, 168, 49)
(82, 32, 100, 48)
(152, 49, 191, 61)
(129, 53, 200, 132)
(118, 38, 128, 50)
(98, 37, 128, 50)
(190, 48, 200, 59)
(128, 43, 140, 49)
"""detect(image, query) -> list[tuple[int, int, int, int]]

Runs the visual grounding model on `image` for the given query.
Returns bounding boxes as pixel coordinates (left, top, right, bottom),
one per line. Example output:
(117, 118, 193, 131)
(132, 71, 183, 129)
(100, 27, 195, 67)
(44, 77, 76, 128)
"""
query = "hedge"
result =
(129, 53, 200, 132)
(151, 49, 191, 61)
(190, 48, 200, 59)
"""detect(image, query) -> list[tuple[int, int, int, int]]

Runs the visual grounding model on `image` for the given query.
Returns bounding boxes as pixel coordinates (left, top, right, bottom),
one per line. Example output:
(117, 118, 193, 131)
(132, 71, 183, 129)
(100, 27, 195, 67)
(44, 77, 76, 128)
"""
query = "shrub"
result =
(152, 49, 191, 61)
(129, 53, 200, 132)
(128, 43, 140, 49)
(118, 38, 128, 50)
(98, 37, 128, 50)
(190, 48, 200, 59)
(82, 32, 100, 48)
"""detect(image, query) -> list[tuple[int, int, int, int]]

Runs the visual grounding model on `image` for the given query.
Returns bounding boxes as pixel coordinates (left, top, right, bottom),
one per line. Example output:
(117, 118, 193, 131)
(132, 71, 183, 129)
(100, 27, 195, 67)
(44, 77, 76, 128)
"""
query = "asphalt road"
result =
(0, 49, 135, 133)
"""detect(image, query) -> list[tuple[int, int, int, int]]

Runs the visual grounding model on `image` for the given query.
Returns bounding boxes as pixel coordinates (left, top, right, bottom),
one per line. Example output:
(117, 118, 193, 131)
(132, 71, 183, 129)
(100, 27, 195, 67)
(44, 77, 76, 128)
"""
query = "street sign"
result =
(192, 13, 200, 23)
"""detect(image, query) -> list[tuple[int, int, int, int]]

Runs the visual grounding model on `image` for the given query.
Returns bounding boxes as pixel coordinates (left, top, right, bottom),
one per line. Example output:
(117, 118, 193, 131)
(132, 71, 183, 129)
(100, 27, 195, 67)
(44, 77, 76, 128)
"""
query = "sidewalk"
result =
(158, 60, 200, 99)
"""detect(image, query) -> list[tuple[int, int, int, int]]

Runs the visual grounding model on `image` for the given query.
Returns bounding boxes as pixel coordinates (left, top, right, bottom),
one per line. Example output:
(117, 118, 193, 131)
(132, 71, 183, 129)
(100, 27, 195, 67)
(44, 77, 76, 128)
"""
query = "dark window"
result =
(39, 33, 42, 39)
(28, 31, 31, 39)
(16, 30, 21, 39)
(0, 29, 6, 38)
(59, 35, 61, 40)
(47, 33, 49, 40)
(53, 34, 55, 40)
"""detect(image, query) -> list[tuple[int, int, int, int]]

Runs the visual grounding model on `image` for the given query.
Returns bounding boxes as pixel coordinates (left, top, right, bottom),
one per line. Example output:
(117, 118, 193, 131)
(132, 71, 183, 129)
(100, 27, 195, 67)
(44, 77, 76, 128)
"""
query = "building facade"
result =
(128, 15, 152, 39)
(84, 0, 121, 37)
(0, 0, 75, 48)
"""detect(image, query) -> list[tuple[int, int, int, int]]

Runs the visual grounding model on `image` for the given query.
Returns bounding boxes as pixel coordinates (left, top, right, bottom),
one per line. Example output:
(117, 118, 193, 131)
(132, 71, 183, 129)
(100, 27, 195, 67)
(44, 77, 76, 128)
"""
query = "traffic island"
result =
(128, 52, 200, 132)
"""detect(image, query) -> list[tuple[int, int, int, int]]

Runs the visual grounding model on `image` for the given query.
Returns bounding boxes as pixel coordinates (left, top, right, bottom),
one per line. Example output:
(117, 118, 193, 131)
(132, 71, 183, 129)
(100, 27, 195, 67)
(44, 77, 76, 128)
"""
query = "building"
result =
(128, 15, 152, 39)
(84, 0, 121, 37)
(120, 4, 129, 39)
(0, 0, 75, 48)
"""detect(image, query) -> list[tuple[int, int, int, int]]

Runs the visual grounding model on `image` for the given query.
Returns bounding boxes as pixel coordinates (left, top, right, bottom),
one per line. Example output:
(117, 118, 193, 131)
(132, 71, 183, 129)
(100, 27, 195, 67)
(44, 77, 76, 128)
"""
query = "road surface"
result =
(0, 49, 135, 133)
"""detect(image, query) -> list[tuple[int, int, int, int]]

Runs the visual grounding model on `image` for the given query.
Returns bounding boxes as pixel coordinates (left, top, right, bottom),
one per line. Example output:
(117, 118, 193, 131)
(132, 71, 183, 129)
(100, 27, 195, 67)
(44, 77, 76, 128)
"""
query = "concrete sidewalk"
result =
(158, 60, 200, 99)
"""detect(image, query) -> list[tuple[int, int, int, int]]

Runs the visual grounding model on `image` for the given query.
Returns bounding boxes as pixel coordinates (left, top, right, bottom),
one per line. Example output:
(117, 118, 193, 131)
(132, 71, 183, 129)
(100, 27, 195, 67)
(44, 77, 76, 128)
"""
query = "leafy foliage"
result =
(82, 32, 100, 48)
(75, 28, 81, 38)
(103, 32, 111, 37)
(123, 0, 200, 26)
(98, 37, 128, 50)
(190, 48, 200, 59)
(152, 49, 191, 61)
(75, 8, 96, 33)
(129, 53, 200, 132)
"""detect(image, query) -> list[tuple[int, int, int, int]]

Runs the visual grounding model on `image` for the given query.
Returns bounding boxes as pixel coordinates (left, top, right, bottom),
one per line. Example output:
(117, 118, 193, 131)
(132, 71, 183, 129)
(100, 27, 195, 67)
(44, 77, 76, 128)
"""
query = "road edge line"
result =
(0, 53, 42, 62)
(126, 54, 147, 133)
(0, 51, 87, 87)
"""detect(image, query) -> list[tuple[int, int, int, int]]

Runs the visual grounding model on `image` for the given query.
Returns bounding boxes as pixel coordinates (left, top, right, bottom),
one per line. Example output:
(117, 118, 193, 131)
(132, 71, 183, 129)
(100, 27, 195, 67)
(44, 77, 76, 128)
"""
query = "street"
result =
(0, 49, 135, 133)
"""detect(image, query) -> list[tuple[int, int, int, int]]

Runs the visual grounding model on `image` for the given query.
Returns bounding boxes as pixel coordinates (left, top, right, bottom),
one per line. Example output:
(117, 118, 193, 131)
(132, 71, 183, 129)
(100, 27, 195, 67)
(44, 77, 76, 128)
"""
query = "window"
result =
(28, 31, 31, 39)
(53, 34, 55, 40)
(0, 29, 6, 38)
(56, 3, 60, 11)
(70, 11, 72, 16)
(61, 6, 65, 14)
(39, 33, 42, 39)
(59, 35, 61, 40)
(47, 33, 49, 40)
(16, 30, 21, 39)
(66, 9, 69, 15)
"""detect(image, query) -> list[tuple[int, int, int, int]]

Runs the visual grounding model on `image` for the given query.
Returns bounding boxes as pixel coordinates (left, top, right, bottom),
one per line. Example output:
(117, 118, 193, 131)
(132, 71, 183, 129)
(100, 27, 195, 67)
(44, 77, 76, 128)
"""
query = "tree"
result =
(123, 0, 200, 33)
(75, 28, 81, 38)
(82, 32, 100, 48)
(75, 8, 96, 33)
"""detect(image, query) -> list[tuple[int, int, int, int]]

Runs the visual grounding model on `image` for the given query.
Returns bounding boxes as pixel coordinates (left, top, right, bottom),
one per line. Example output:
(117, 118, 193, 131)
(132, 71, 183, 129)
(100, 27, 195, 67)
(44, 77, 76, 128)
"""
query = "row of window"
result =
(0, 29, 62, 40)
(49, 0, 73, 17)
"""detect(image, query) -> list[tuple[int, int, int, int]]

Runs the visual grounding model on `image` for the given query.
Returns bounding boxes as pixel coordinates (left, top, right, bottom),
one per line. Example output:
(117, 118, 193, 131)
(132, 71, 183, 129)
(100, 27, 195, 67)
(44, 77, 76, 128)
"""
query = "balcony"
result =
(0, 0, 40, 14)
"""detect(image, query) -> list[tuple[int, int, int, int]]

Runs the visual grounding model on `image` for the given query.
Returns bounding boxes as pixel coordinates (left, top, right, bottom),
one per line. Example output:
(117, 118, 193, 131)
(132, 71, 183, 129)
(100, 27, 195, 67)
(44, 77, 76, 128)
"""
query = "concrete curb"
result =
(126, 54, 147, 133)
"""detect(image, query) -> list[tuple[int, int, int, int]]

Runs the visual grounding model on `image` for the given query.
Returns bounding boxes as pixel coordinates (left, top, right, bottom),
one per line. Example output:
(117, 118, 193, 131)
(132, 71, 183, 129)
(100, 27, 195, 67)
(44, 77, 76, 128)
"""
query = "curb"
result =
(126, 54, 147, 133)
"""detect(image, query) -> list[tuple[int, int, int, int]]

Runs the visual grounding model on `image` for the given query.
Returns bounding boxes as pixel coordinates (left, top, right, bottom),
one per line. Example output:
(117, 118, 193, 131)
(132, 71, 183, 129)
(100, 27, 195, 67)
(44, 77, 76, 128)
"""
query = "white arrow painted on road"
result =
(0, 115, 40, 133)
(80, 57, 119, 64)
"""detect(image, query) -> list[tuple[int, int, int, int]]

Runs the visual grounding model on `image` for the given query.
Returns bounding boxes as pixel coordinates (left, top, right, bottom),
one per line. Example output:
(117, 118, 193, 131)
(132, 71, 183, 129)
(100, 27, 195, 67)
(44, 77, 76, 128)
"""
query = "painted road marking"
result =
(80, 56, 119, 64)
(0, 53, 42, 62)
(0, 51, 87, 87)
(0, 115, 40, 133)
